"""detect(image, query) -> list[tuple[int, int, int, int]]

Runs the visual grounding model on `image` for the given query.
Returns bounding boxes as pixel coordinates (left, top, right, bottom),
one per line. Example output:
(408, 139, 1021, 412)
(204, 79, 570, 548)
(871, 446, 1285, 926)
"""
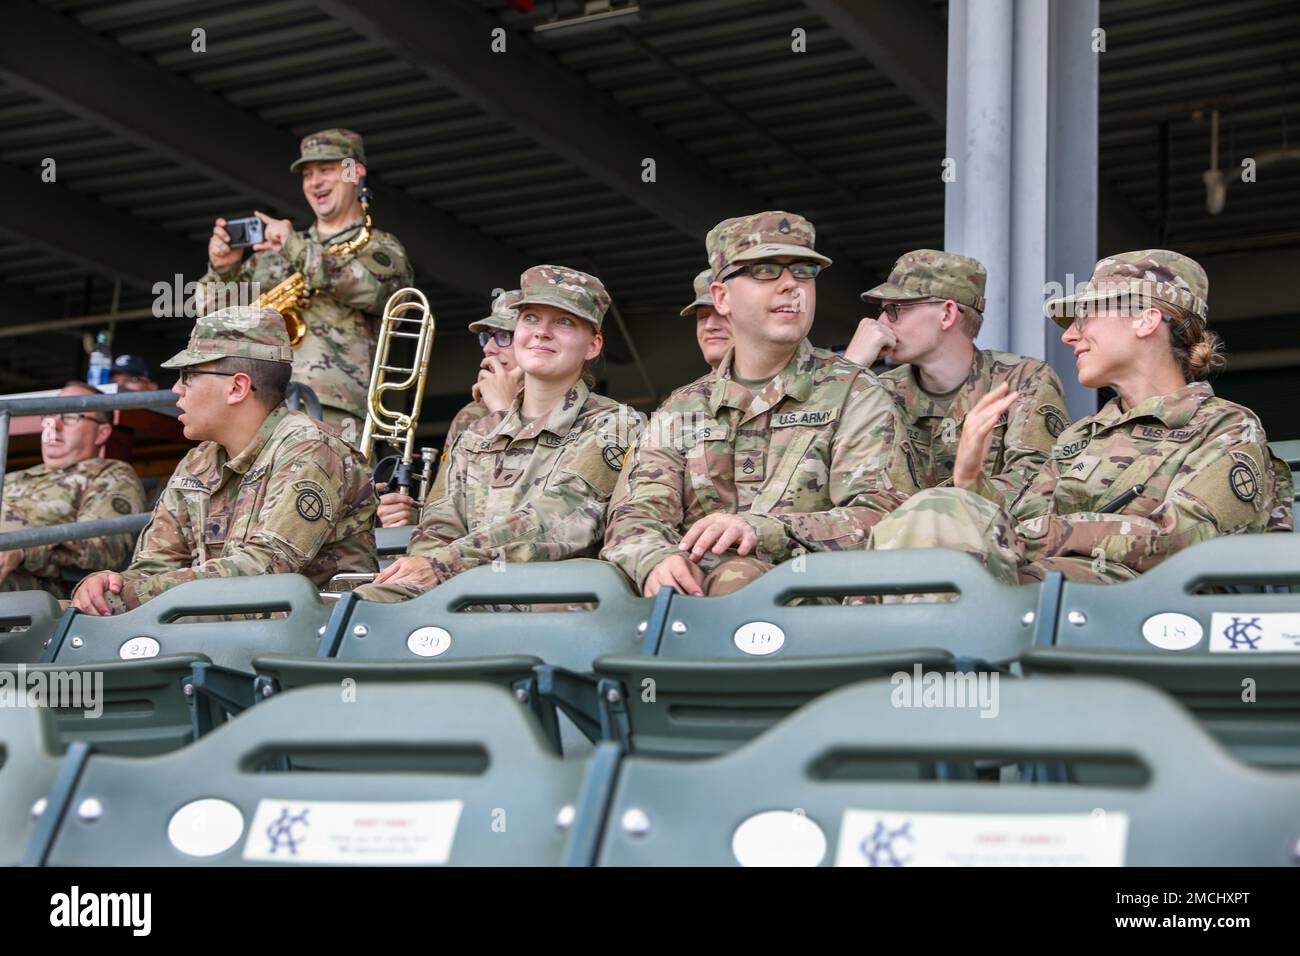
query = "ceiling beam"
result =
(0, 0, 530, 297)
(318, 0, 877, 319)
(0, 161, 193, 287)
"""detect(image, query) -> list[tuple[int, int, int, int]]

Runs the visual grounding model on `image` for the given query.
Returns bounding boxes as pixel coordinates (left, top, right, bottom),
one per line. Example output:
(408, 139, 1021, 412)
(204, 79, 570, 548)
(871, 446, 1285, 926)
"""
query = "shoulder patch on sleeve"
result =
(1181, 448, 1265, 532)
(293, 479, 333, 522)
(112, 496, 133, 515)
(357, 239, 406, 279)
(1038, 403, 1068, 439)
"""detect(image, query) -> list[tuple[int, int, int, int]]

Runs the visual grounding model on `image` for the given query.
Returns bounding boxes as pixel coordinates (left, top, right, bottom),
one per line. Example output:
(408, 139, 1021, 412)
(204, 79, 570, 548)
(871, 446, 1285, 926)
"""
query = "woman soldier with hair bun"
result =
(869, 250, 1293, 584)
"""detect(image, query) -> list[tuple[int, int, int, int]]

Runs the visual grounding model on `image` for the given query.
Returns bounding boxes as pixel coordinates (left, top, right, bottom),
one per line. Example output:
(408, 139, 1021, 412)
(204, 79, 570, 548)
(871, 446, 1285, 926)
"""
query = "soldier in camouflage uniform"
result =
(376, 289, 523, 527)
(607, 269, 735, 513)
(847, 250, 1071, 497)
(202, 128, 413, 439)
(602, 212, 917, 598)
(356, 266, 643, 604)
(870, 250, 1293, 583)
(71, 307, 377, 614)
(0, 382, 146, 599)
(682, 267, 734, 371)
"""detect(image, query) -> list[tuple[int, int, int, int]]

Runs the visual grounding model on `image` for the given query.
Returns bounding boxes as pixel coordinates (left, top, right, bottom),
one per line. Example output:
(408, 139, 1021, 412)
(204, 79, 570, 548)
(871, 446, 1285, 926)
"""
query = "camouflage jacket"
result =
(425, 399, 503, 502)
(410, 381, 642, 581)
(881, 348, 1069, 497)
(118, 405, 377, 609)
(201, 221, 412, 419)
(602, 338, 918, 590)
(1, 458, 146, 599)
(989, 382, 1293, 575)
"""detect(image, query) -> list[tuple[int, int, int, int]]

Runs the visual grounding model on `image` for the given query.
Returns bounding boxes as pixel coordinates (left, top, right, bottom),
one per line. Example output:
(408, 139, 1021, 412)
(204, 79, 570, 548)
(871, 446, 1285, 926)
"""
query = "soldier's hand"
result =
(374, 484, 417, 528)
(208, 217, 243, 272)
(953, 383, 1020, 490)
(477, 358, 524, 414)
(251, 210, 292, 253)
(643, 554, 705, 598)
(680, 513, 759, 562)
(0, 549, 22, 585)
(71, 571, 125, 616)
(844, 316, 898, 367)
(373, 555, 439, 588)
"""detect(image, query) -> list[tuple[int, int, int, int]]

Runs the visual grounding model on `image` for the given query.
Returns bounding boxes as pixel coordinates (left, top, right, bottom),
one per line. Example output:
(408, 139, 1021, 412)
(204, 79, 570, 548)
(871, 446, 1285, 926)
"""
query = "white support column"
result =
(945, 0, 1099, 419)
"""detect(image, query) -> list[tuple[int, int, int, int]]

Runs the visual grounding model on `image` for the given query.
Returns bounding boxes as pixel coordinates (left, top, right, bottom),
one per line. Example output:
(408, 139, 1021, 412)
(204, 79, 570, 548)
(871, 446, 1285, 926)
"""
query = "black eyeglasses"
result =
(478, 330, 513, 349)
(41, 413, 109, 427)
(881, 300, 940, 321)
(724, 261, 822, 282)
(178, 369, 254, 390)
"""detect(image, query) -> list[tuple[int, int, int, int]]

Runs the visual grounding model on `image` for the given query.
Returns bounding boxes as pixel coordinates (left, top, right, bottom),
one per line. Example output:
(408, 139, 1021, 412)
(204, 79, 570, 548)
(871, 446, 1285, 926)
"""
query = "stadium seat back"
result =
(48, 574, 330, 672)
(595, 676, 1300, 866)
(0, 705, 63, 865)
(0, 590, 63, 664)
(592, 551, 1037, 758)
(1022, 534, 1300, 768)
(34, 683, 591, 866)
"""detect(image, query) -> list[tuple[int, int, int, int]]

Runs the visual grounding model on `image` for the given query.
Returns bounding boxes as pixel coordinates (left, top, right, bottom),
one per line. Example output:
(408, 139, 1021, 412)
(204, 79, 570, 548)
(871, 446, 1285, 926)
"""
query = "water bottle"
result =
(87, 331, 113, 386)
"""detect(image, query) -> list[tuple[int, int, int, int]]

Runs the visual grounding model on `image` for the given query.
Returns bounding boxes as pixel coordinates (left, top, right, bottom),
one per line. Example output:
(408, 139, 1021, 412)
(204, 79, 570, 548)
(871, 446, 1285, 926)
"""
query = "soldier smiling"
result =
(869, 250, 1293, 582)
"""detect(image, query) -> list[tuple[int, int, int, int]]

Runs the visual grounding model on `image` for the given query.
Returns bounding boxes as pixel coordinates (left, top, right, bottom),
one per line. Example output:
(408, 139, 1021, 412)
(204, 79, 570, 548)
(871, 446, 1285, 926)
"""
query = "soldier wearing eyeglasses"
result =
(70, 306, 377, 615)
(375, 289, 524, 528)
(869, 250, 1292, 583)
(0, 382, 146, 598)
(847, 250, 1070, 497)
(603, 211, 917, 597)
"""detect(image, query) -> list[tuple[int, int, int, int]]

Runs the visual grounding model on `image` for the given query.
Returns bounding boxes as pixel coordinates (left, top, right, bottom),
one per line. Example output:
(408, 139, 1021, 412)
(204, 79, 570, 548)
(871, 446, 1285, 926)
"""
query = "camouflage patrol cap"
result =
(862, 249, 987, 312)
(514, 265, 610, 329)
(1044, 249, 1209, 330)
(289, 128, 367, 173)
(161, 306, 293, 368)
(706, 211, 832, 278)
(679, 268, 715, 317)
(468, 288, 523, 334)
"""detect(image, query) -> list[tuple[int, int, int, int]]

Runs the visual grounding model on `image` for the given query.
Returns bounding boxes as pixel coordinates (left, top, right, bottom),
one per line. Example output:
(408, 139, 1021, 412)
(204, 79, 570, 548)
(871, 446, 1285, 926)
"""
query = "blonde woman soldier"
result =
(355, 266, 643, 603)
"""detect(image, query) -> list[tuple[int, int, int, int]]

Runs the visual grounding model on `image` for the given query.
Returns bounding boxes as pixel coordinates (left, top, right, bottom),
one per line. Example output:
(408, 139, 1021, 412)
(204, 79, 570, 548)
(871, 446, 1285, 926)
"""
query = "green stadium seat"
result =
(586, 549, 1041, 759)
(0, 590, 64, 663)
(252, 559, 655, 755)
(0, 705, 64, 865)
(27, 575, 331, 755)
(27, 683, 598, 867)
(590, 675, 1300, 866)
(1021, 533, 1300, 769)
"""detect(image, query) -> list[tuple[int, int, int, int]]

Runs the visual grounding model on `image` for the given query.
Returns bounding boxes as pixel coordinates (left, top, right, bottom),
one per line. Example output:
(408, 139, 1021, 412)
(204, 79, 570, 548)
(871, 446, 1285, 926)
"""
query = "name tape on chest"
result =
(771, 409, 836, 428)
(168, 475, 211, 492)
(1052, 437, 1091, 460)
(1136, 425, 1199, 442)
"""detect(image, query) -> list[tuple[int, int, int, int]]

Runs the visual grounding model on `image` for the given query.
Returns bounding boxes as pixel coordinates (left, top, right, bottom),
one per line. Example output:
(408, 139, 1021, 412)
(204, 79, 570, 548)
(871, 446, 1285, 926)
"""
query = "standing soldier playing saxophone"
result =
(201, 128, 413, 441)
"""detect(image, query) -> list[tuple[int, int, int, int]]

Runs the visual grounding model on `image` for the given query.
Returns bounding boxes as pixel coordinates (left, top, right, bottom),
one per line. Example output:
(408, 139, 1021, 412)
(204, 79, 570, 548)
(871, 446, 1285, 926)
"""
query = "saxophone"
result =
(257, 182, 374, 347)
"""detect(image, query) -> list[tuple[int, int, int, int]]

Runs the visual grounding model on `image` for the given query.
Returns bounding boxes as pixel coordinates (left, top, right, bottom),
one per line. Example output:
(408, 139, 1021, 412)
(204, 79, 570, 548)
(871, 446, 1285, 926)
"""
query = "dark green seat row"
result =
(9, 676, 1300, 867)
(1, 531, 1296, 766)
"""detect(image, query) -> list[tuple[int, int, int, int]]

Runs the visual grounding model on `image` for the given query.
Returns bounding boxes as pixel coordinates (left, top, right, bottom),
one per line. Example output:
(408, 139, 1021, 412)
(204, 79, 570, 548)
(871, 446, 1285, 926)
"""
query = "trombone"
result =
(360, 287, 438, 503)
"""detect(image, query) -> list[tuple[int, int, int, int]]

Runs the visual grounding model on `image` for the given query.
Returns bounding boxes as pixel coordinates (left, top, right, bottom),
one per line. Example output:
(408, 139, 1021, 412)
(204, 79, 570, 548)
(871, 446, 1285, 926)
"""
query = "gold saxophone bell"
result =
(254, 201, 375, 349)
(257, 272, 310, 347)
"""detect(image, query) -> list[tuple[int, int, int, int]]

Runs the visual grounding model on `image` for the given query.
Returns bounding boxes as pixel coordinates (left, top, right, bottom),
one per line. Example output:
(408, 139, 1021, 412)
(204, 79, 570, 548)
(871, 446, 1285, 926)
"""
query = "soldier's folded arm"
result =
(23, 464, 145, 579)
(743, 378, 916, 562)
(601, 425, 688, 591)
(1039, 429, 1275, 574)
(968, 365, 1071, 506)
(119, 448, 349, 608)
